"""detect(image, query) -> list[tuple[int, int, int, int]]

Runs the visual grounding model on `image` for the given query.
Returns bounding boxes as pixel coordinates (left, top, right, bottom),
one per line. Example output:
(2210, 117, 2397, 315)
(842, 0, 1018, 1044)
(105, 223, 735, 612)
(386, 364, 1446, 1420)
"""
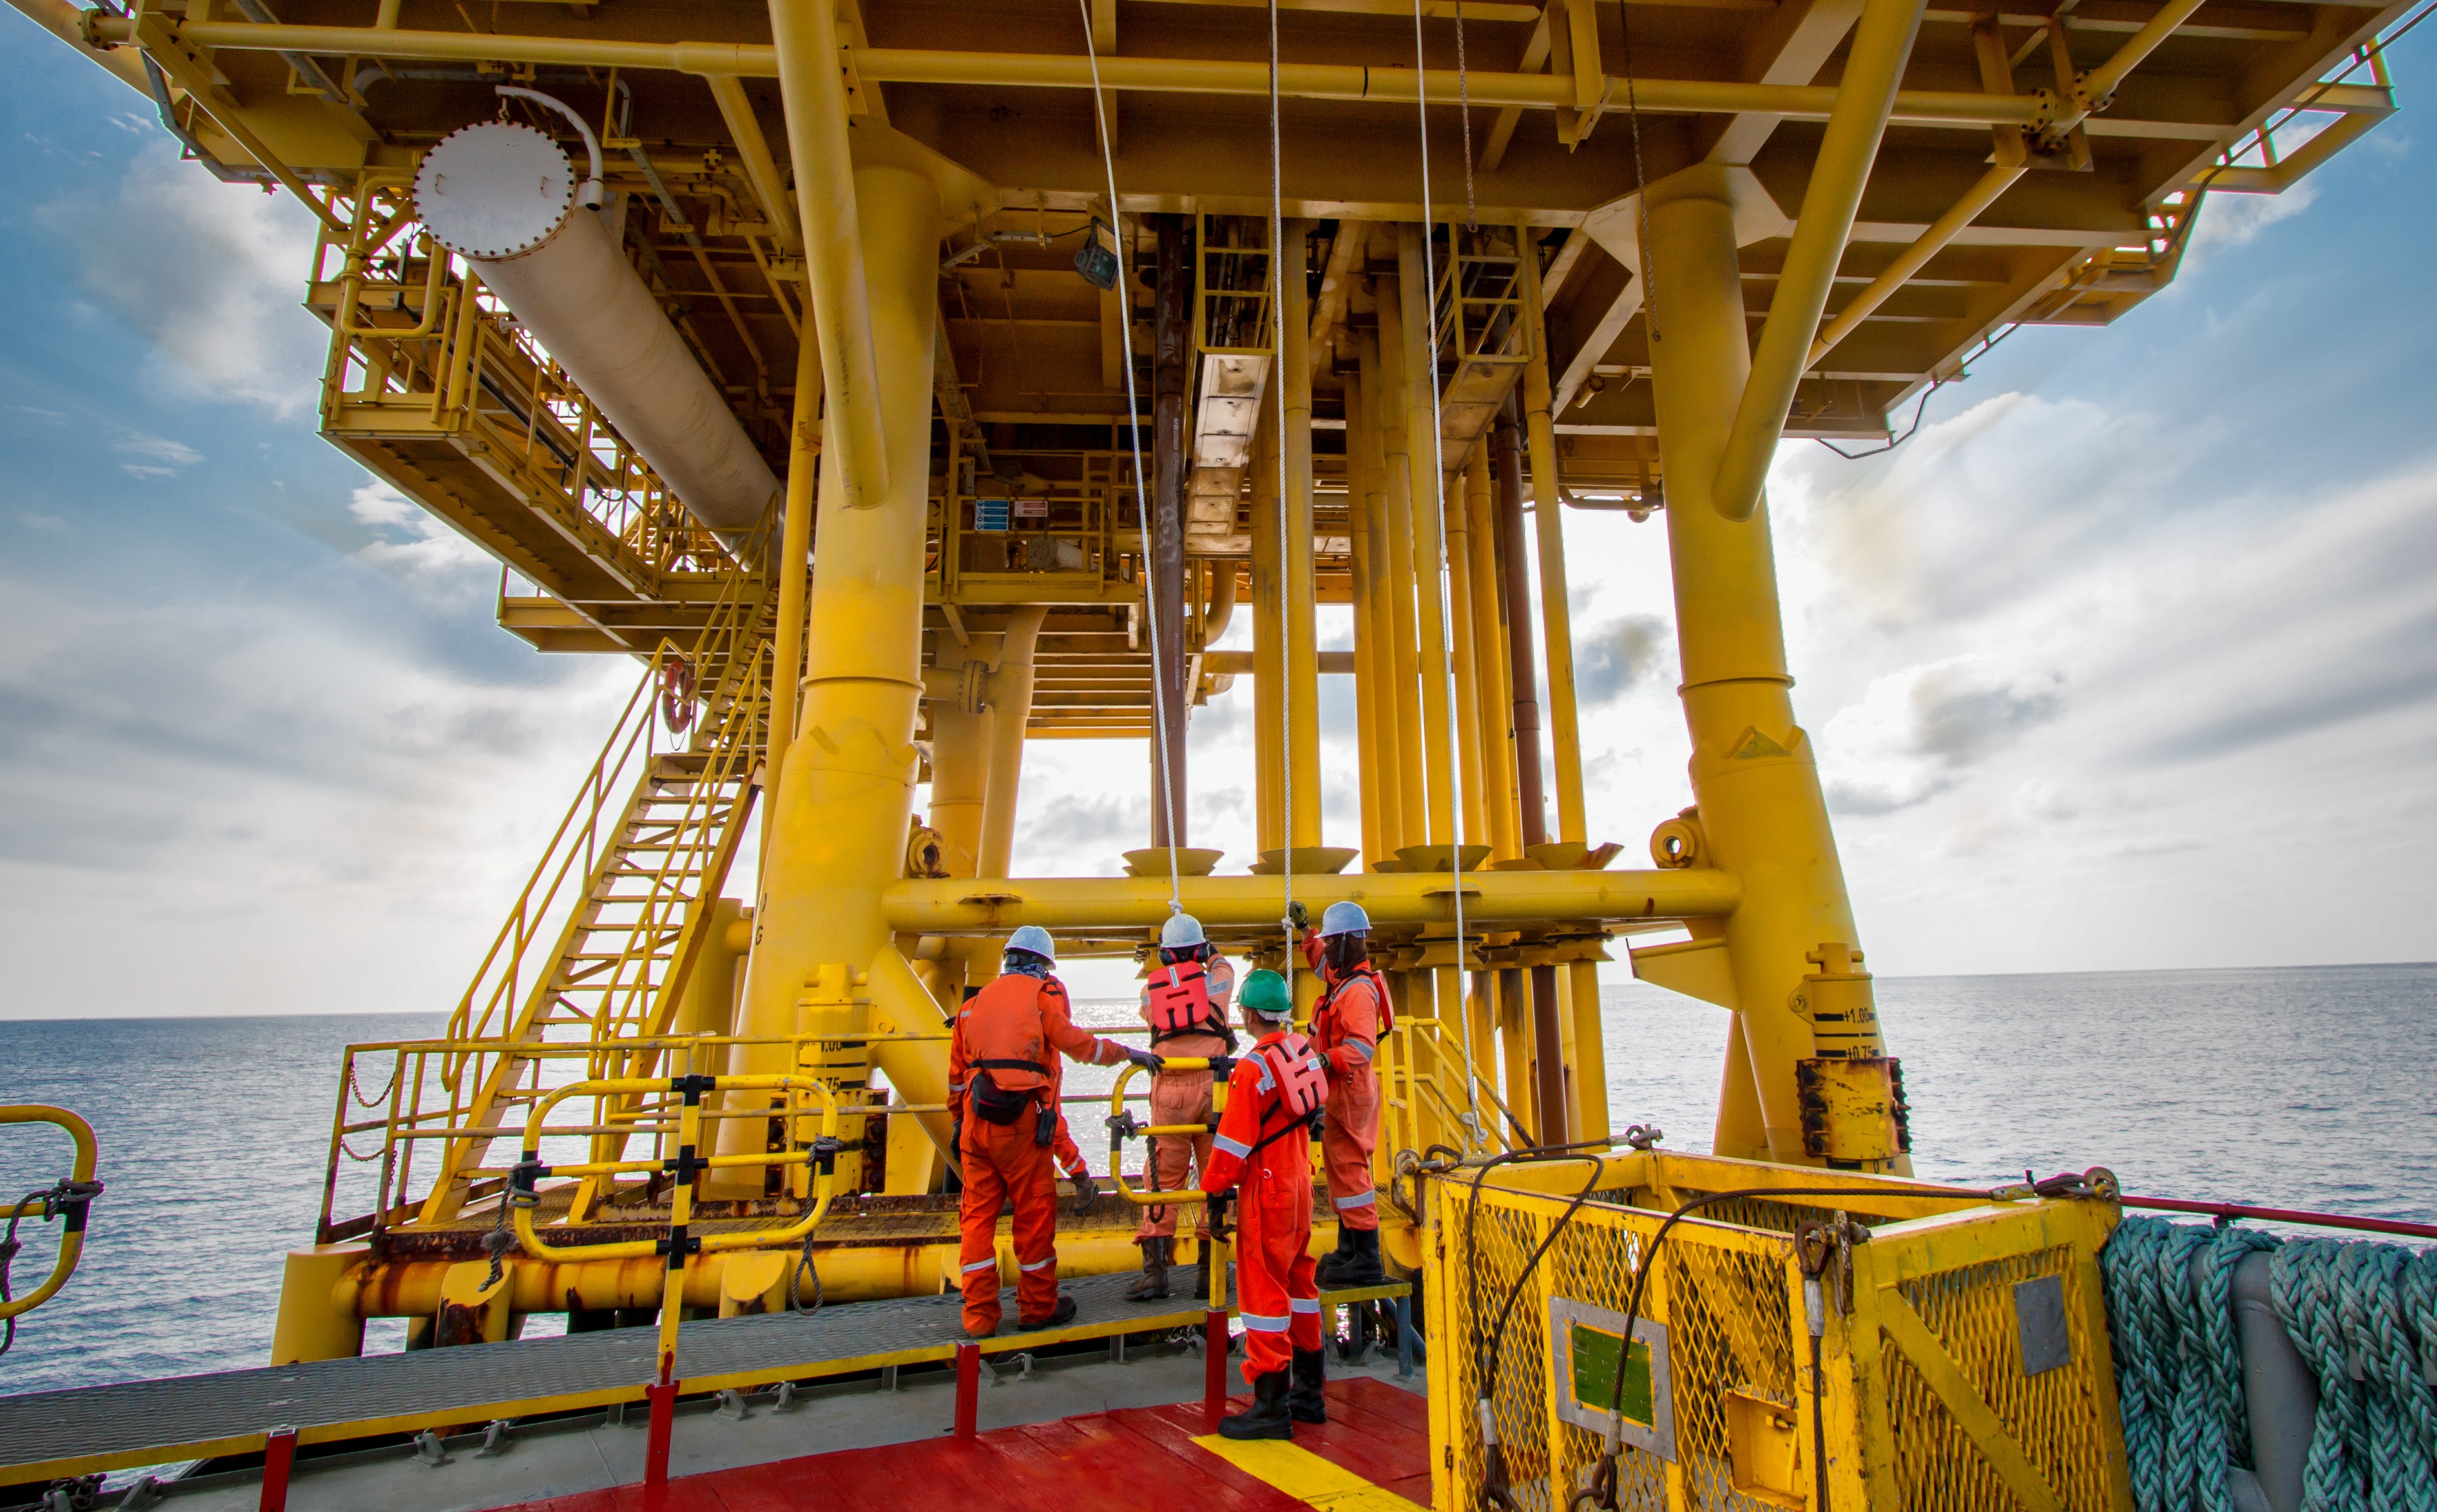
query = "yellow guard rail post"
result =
(1, 1105, 103, 1348)
(1105, 1059, 1238, 1424)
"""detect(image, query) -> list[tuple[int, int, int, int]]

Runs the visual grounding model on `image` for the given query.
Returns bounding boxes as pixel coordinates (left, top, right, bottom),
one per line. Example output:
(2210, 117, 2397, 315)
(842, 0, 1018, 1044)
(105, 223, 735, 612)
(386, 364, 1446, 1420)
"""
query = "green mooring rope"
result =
(2101, 1215, 2437, 1511)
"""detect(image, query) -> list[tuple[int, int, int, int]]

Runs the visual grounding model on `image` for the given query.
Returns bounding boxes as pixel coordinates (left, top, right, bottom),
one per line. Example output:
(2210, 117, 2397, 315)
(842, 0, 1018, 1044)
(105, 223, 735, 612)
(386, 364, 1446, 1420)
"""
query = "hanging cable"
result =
(1411, 0, 1484, 1145)
(1619, 0, 1658, 341)
(1079, 0, 1184, 915)
(1268, 0, 1298, 997)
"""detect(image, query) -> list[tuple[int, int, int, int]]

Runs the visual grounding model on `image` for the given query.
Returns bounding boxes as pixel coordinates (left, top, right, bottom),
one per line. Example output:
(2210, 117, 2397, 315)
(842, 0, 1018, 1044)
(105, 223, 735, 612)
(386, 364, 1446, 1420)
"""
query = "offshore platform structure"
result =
(6, 0, 2414, 1504)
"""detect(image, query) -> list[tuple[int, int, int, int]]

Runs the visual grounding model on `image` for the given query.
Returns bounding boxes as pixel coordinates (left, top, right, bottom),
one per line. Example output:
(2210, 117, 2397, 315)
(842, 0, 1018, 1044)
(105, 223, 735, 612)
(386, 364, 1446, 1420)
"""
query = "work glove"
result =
(1205, 1190, 1233, 1242)
(1125, 1047, 1165, 1074)
(1068, 1169, 1100, 1217)
(1286, 900, 1310, 930)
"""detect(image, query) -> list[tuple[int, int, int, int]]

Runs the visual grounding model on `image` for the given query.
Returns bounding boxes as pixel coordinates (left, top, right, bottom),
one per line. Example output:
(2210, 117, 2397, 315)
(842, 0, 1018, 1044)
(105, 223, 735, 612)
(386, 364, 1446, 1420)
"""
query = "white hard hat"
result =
(1006, 924, 1056, 962)
(1318, 901, 1371, 937)
(1160, 912, 1207, 950)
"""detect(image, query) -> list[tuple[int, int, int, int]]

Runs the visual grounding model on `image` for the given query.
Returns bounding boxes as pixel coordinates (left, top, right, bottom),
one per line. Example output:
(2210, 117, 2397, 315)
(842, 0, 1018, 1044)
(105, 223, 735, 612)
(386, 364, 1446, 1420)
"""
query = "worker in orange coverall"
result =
(1200, 968, 1331, 1439)
(1126, 910, 1237, 1303)
(950, 924, 1160, 1337)
(1300, 900, 1392, 1288)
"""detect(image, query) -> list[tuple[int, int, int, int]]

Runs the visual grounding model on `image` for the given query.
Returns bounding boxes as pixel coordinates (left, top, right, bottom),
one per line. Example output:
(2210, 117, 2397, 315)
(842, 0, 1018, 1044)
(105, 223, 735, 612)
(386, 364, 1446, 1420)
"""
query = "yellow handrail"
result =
(1105, 1059, 1229, 1207)
(509, 1073, 842, 1264)
(1, 1105, 102, 1326)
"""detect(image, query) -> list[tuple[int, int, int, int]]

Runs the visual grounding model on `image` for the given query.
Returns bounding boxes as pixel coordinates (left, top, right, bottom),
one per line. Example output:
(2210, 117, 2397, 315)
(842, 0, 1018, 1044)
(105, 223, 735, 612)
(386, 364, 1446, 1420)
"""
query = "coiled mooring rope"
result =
(2102, 1215, 2437, 1511)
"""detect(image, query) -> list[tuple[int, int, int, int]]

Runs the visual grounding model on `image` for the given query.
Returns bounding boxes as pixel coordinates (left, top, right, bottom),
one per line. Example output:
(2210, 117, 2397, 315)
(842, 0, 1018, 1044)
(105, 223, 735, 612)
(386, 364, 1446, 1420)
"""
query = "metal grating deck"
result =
(0, 1272, 1408, 1485)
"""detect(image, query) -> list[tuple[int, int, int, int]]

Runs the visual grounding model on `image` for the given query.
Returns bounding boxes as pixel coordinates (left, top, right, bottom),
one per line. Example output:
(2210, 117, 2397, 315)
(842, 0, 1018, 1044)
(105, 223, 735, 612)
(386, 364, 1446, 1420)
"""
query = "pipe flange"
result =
(416, 121, 577, 262)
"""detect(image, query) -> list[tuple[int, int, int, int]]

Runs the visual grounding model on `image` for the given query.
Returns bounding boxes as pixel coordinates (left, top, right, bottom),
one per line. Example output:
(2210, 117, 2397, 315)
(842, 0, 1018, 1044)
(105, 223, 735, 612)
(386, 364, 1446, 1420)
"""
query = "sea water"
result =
(1, 963, 2430, 1398)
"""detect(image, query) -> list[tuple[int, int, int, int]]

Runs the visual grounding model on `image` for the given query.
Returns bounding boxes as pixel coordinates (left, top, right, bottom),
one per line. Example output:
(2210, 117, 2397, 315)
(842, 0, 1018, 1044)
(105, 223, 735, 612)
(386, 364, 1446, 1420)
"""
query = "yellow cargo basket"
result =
(1422, 1149, 2133, 1512)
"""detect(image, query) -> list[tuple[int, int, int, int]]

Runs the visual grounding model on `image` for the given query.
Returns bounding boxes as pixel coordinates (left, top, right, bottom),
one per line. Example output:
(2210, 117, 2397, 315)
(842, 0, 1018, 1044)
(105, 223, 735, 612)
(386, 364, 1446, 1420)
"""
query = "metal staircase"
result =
(416, 565, 776, 1224)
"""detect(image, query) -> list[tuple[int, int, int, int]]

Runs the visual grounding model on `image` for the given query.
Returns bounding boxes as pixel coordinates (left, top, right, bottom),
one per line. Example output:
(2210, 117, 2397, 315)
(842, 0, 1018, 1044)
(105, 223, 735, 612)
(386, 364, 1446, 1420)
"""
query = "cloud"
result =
(347, 481, 494, 600)
(1820, 656, 2064, 815)
(34, 145, 325, 417)
(18, 513, 64, 531)
(114, 433, 203, 468)
(1574, 614, 1671, 703)
(2189, 180, 2320, 261)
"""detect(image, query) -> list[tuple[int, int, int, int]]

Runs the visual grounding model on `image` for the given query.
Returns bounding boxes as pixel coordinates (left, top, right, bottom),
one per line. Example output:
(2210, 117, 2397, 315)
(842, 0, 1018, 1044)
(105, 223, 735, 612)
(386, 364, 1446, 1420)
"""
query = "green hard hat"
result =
(1239, 969, 1292, 1020)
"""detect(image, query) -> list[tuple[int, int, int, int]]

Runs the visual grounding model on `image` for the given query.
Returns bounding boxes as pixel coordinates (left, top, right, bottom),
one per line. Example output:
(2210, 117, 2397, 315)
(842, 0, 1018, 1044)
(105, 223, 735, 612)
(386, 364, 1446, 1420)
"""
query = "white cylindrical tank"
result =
(415, 119, 779, 550)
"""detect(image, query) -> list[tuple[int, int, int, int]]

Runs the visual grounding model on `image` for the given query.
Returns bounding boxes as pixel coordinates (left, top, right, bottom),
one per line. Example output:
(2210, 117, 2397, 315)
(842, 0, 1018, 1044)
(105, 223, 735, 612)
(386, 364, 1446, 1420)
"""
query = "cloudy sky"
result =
(4, 20, 2434, 1020)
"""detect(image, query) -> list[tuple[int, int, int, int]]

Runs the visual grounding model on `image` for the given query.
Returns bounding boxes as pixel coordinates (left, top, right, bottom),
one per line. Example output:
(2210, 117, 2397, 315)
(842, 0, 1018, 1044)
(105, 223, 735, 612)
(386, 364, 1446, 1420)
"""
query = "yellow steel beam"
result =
(9, 0, 150, 93)
(879, 866, 1738, 932)
(702, 72, 803, 258)
(1808, 163, 2025, 365)
(84, 17, 2051, 127)
(1710, 0, 1927, 523)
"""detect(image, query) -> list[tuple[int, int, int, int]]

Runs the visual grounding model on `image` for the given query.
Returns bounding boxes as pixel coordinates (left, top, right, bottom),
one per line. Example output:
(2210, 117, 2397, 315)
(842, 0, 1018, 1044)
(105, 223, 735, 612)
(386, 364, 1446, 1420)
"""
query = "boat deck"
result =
(0, 1271, 1407, 1487)
(481, 1376, 1433, 1512)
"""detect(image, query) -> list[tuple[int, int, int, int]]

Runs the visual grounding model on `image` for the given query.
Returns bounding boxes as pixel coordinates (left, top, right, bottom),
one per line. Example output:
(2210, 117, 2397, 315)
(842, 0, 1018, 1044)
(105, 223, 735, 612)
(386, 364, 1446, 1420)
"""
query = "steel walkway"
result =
(0, 1273, 1409, 1486)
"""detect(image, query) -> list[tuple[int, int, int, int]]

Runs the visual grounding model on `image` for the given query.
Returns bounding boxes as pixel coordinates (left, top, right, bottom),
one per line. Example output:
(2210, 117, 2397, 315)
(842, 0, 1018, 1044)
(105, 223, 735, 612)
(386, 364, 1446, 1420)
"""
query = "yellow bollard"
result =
(269, 1245, 368, 1364)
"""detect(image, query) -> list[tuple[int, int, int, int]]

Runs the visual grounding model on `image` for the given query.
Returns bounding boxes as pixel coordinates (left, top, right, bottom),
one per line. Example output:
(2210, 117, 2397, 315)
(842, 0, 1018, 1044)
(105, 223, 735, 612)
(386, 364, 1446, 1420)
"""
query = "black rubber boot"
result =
(1320, 1227, 1386, 1288)
(1313, 1225, 1358, 1287)
(1287, 1346, 1328, 1424)
(1124, 1238, 1172, 1303)
(1218, 1369, 1295, 1441)
(1018, 1294, 1078, 1330)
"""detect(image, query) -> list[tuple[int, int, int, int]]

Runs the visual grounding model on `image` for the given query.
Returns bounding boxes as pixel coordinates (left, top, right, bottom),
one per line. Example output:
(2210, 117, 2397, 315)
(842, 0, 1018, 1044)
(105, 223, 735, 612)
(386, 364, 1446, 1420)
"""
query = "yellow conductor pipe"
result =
(1383, 253, 1457, 849)
(0, 1105, 100, 1323)
(1710, 0, 1928, 523)
(1280, 218, 1324, 850)
(1516, 248, 1588, 844)
(1463, 445, 1520, 860)
(1345, 374, 1386, 866)
(1252, 407, 1286, 851)
(1359, 331, 1422, 856)
(1443, 444, 1491, 851)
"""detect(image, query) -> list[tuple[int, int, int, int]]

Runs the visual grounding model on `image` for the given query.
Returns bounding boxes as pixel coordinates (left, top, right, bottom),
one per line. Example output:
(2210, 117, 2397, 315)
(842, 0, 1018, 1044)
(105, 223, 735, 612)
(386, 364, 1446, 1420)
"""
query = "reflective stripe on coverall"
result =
(950, 971, 1129, 1335)
(1309, 963, 1388, 1233)
(1136, 955, 1235, 1242)
(1201, 1031, 1323, 1376)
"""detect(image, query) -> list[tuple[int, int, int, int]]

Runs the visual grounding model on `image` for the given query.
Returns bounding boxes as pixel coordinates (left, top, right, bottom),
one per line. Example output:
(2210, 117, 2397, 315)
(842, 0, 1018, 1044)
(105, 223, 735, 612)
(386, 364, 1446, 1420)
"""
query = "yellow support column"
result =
(1364, 317, 1429, 857)
(1641, 164, 1892, 1168)
(1566, 959, 1610, 1144)
(730, 160, 944, 1128)
(1280, 219, 1322, 850)
(1517, 249, 1589, 845)
(978, 608, 1047, 882)
(927, 664, 991, 883)
(1392, 228, 1458, 848)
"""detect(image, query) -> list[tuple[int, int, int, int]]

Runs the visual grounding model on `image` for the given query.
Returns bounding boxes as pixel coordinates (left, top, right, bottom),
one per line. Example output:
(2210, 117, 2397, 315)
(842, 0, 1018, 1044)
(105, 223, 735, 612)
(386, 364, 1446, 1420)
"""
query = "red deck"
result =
(488, 1378, 1431, 1512)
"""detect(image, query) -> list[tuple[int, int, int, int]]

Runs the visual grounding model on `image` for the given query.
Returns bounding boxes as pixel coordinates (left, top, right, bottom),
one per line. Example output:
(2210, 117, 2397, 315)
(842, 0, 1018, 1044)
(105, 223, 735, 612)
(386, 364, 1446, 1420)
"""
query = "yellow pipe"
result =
(1280, 219, 1323, 850)
(122, 15, 345, 233)
(11, 0, 151, 93)
(1384, 248, 1456, 849)
(1710, 0, 1928, 524)
(766, 0, 891, 510)
(86, 20, 2048, 128)
(1251, 406, 1286, 853)
(1643, 164, 1881, 1167)
(1809, 164, 2025, 366)
(762, 332, 823, 845)
(979, 606, 1048, 880)
(864, 945, 962, 1169)
(1356, 334, 1417, 858)
(701, 73, 802, 258)
(1464, 445, 1520, 861)
(1566, 959, 1610, 1143)
(1344, 374, 1385, 865)
(2053, 0, 2210, 139)
(927, 695, 991, 883)
(882, 866, 1737, 932)
(1443, 445, 1490, 853)
(0, 1105, 98, 1321)
(1515, 249, 1588, 844)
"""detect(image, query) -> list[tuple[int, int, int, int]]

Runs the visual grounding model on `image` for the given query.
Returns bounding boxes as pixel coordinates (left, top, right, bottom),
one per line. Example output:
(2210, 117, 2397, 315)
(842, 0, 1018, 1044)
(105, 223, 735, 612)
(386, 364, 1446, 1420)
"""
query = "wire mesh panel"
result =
(1882, 1245, 2119, 1512)
(1427, 1155, 2131, 1512)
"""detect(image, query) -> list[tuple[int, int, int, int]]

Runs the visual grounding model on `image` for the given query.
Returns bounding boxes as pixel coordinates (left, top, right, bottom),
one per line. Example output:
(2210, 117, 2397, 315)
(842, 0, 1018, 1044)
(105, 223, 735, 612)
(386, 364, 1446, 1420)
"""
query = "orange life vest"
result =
(1314, 962, 1394, 1050)
(1144, 959, 1225, 1042)
(960, 972, 1056, 1125)
(1245, 1030, 1329, 1153)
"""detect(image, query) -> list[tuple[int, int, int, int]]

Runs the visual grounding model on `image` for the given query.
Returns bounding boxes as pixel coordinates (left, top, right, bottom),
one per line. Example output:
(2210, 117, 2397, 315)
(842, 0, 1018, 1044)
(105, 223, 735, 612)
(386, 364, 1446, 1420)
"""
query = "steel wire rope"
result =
(1078, 1, 1184, 916)
(1267, 0, 1300, 997)
(1409, 0, 1486, 1145)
